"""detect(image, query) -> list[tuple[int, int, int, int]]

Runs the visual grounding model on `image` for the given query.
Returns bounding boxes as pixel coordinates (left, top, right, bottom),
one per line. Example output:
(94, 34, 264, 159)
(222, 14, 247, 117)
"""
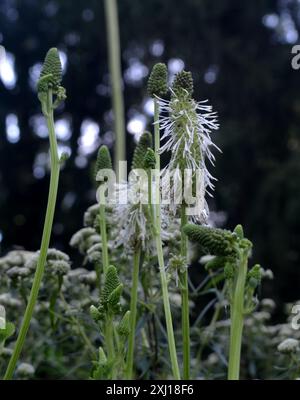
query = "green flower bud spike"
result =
(95, 145, 113, 181)
(91, 347, 109, 379)
(234, 224, 244, 239)
(131, 131, 153, 170)
(147, 63, 168, 98)
(172, 70, 194, 96)
(143, 147, 156, 170)
(38, 48, 62, 93)
(90, 305, 102, 323)
(37, 48, 66, 112)
(101, 265, 122, 311)
(183, 224, 238, 257)
(117, 311, 131, 338)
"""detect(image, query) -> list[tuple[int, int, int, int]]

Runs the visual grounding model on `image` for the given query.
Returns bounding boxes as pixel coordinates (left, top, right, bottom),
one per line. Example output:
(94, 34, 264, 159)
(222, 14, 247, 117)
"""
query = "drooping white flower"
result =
(112, 181, 152, 251)
(112, 180, 176, 251)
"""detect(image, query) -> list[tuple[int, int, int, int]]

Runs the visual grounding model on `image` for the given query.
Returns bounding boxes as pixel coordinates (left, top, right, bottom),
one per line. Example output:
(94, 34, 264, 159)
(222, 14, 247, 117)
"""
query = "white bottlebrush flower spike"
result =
(158, 71, 220, 222)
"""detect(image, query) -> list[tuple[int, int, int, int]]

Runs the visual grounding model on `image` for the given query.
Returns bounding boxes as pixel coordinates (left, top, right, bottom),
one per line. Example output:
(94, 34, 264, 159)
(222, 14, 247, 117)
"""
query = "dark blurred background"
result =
(0, 0, 299, 312)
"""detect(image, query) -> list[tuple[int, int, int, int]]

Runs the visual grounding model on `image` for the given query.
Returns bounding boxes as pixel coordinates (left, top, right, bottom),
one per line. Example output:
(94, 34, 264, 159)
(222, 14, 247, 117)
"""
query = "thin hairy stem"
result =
(153, 98, 180, 380)
(104, 0, 126, 176)
(4, 90, 60, 380)
(125, 246, 141, 379)
(228, 251, 248, 380)
(179, 203, 190, 379)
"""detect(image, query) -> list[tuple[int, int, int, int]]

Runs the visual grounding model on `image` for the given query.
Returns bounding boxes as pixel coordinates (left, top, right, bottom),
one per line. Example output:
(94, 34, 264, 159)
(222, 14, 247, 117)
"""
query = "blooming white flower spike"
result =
(158, 70, 220, 222)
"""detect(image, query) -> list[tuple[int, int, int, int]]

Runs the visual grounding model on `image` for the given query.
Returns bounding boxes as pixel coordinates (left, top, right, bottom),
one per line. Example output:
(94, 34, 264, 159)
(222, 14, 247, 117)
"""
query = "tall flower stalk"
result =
(125, 246, 141, 379)
(158, 70, 219, 379)
(227, 248, 248, 380)
(148, 64, 180, 380)
(227, 225, 253, 380)
(4, 48, 66, 380)
(125, 132, 152, 379)
(104, 0, 126, 175)
(180, 203, 190, 379)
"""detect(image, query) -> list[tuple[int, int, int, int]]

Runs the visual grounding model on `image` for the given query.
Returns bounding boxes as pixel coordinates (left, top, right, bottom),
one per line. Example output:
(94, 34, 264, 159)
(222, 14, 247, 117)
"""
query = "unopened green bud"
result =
(224, 262, 235, 280)
(172, 70, 193, 96)
(98, 347, 107, 366)
(131, 132, 153, 170)
(143, 148, 156, 170)
(147, 63, 168, 98)
(90, 305, 102, 322)
(108, 284, 123, 308)
(102, 265, 121, 305)
(234, 224, 244, 239)
(95, 145, 112, 181)
(183, 224, 238, 257)
(247, 264, 262, 287)
(38, 48, 62, 93)
(117, 311, 131, 337)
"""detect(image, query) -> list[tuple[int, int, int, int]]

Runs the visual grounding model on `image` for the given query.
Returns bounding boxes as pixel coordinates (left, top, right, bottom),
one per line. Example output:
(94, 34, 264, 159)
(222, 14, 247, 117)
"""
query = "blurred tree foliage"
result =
(0, 0, 300, 310)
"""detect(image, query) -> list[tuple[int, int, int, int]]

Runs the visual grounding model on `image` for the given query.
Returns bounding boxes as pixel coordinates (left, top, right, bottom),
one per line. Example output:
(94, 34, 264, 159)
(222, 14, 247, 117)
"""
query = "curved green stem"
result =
(4, 90, 60, 380)
(227, 251, 248, 380)
(179, 204, 190, 379)
(125, 247, 141, 379)
(104, 0, 126, 177)
(153, 98, 180, 380)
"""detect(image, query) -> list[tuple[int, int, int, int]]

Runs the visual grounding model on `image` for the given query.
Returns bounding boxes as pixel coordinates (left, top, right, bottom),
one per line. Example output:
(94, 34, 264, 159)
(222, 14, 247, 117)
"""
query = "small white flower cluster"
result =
(26, 248, 71, 277)
(277, 338, 300, 354)
(16, 362, 35, 377)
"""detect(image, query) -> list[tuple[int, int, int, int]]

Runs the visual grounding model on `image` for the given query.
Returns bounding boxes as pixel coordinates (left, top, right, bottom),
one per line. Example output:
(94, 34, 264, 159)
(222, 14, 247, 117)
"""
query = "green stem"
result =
(153, 98, 180, 380)
(227, 251, 248, 380)
(105, 315, 116, 378)
(104, 0, 126, 177)
(4, 90, 60, 380)
(125, 247, 141, 379)
(99, 203, 109, 274)
(179, 204, 190, 379)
